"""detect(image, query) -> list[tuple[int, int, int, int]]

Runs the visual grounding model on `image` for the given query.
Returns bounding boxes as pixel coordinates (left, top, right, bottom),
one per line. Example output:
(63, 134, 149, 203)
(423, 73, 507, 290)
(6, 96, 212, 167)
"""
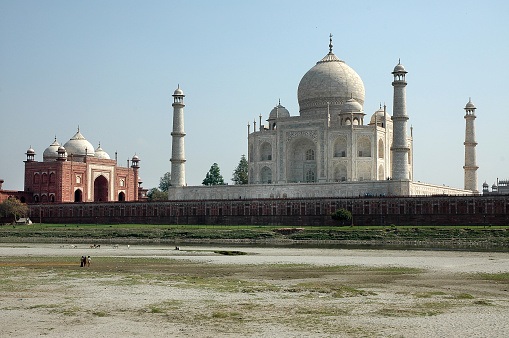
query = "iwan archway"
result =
(94, 175, 108, 202)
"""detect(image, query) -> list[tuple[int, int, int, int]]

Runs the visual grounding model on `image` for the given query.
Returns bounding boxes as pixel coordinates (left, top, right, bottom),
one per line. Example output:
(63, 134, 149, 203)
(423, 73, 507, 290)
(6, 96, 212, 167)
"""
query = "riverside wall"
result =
(26, 195, 509, 226)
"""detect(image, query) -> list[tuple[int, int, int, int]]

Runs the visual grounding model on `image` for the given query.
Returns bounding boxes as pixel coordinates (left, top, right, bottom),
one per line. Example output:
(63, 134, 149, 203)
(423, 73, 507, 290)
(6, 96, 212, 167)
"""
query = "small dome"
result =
(43, 138, 61, 161)
(370, 107, 389, 125)
(63, 129, 95, 157)
(465, 99, 476, 110)
(483, 182, 489, 187)
(340, 98, 363, 113)
(94, 143, 110, 160)
(492, 183, 498, 188)
(26, 147, 35, 155)
(268, 102, 290, 120)
(393, 62, 407, 73)
(132, 154, 139, 161)
(173, 86, 184, 96)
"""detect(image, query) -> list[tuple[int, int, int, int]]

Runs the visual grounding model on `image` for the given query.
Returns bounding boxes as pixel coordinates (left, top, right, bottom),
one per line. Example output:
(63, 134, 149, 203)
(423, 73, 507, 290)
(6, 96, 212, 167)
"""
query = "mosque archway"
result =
(94, 175, 108, 202)
(357, 137, 371, 157)
(334, 163, 347, 182)
(333, 137, 347, 157)
(287, 137, 316, 183)
(260, 142, 272, 161)
(261, 166, 272, 184)
(118, 191, 125, 201)
(74, 189, 82, 202)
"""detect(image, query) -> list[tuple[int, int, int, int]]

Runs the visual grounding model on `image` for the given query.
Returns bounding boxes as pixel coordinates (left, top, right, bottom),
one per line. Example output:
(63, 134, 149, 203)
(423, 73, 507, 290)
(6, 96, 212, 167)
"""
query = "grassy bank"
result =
(1, 223, 509, 249)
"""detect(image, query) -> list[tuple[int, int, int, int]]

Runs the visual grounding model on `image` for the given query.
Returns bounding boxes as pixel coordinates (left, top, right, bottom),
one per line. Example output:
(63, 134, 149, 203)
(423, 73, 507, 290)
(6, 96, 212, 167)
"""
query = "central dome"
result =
(63, 128, 95, 157)
(298, 45, 365, 118)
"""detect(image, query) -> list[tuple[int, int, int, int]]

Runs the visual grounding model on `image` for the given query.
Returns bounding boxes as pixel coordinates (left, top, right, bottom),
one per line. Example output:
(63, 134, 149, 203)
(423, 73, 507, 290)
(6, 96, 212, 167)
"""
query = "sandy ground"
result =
(1, 243, 508, 337)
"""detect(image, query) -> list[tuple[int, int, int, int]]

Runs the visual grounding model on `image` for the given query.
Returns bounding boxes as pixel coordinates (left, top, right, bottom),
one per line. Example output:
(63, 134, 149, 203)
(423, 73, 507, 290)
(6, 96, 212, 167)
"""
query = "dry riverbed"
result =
(1, 243, 508, 337)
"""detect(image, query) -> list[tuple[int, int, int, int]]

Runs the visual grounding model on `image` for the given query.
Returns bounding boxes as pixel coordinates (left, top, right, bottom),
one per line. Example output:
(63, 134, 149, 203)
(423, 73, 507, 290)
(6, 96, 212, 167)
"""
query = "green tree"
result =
(232, 155, 248, 184)
(0, 197, 29, 222)
(147, 188, 168, 201)
(331, 208, 352, 226)
(202, 163, 224, 185)
(159, 172, 172, 192)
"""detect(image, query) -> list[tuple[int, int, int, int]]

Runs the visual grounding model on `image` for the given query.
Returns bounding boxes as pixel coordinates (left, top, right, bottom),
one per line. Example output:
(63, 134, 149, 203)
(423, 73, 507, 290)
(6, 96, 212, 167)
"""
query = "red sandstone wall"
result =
(27, 195, 509, 226)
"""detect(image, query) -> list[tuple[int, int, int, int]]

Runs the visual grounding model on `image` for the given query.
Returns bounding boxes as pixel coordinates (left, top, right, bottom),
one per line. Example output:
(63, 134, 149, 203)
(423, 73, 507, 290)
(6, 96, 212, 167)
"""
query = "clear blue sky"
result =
(1, 0, 508, 191)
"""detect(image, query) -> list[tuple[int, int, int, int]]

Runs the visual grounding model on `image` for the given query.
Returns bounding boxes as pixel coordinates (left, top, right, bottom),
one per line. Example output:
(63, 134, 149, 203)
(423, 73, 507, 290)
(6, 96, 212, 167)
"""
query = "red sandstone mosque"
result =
(9, 128, 147, 203)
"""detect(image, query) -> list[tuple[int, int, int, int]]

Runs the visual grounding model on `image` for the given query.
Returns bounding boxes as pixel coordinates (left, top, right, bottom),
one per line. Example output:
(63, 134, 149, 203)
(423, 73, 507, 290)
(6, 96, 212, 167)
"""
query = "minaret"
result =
(170, 85, 186, 187)
(391, 60, 410, 180)
(463, 98, 478, 192)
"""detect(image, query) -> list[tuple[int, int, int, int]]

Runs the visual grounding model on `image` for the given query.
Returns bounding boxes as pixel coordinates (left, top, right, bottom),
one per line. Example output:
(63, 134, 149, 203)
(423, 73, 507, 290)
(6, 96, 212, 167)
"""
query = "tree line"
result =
(148, 155, 248, 201)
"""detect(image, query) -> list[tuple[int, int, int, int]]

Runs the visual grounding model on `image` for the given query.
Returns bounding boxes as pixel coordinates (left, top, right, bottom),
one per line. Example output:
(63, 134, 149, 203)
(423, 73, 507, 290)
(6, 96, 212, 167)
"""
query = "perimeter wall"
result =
(27, 195, 509, 226)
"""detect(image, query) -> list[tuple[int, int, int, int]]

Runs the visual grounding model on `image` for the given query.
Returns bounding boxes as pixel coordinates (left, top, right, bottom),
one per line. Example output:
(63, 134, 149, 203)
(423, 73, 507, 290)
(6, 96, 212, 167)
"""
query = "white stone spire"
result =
(463, 98, 478, 192)
(391, 60, 410, 180)
(170, 85, 186, 187)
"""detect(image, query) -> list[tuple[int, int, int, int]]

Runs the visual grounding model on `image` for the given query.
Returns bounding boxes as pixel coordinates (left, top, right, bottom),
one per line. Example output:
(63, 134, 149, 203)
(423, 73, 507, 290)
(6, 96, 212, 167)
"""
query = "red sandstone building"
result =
(20, 128, 147, 203)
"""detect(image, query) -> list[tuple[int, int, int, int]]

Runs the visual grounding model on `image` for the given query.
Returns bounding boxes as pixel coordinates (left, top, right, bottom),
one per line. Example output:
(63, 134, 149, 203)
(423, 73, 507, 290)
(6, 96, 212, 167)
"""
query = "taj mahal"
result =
(168, 36, 478, 200)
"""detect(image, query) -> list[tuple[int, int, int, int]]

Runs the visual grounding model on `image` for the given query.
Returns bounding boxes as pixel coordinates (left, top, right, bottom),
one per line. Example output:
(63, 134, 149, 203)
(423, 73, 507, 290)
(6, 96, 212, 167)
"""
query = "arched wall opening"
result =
(94, 175, 108, 202)
(287, 137, 316, 183)
(74, 189, 82, 202)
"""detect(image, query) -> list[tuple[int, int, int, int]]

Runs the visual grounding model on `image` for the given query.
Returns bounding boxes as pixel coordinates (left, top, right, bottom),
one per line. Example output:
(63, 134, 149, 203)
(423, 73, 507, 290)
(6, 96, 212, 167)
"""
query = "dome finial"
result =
(329, 33, 333, 53)
(278, 98, 281, 105)
(77, 125, 80, 133)
(398, 58, 401, 64)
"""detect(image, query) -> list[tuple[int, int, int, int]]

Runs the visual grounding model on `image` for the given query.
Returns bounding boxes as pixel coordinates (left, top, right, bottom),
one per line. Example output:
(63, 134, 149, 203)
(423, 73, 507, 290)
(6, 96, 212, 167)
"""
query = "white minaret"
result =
(463, 98, 478, 192)
(391, 60, 410, 180)
(170, 85, 186, 187)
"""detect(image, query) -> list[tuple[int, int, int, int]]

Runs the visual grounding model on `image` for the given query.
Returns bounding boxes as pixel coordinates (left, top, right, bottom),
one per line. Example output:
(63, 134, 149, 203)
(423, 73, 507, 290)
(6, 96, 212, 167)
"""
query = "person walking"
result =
(87, 256, 91, 267)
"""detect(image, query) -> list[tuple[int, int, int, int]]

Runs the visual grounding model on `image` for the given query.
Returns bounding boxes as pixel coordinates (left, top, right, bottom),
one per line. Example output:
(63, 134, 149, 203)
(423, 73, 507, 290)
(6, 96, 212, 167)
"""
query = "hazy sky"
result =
(1, 0, 508, 191)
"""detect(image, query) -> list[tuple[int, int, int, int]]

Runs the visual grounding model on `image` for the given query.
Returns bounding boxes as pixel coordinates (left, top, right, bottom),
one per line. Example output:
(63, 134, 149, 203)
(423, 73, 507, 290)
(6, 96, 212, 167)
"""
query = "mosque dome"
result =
(26, 147, 35, 155)
(340, 98, 363, 113)
(465, 99, 476, 110)
(298, 39, 365, 116)
(94, 143, 110, 160)
(370, 107, 389, 125)
(43, 138, 61, 161)
(393, 62, 407, 73)
(173, 86, 184, 96)
(268, 101, 290, 120)
(63, 128, 95, 157)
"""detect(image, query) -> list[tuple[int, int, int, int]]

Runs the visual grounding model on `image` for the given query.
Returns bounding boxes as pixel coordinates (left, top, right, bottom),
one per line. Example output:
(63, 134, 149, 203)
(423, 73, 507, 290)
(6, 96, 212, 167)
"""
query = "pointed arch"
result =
(378, 139, 384, 158)
(94, 175, 108, 202)
(287, 137, 316, 183)
(261, 166, 272, 184)
(74, 189, 82, 202)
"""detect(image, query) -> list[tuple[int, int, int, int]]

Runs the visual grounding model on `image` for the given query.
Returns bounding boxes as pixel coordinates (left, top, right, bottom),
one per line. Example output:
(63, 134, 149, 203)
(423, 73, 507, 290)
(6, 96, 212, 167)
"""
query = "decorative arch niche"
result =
(287, 137, 316, 183)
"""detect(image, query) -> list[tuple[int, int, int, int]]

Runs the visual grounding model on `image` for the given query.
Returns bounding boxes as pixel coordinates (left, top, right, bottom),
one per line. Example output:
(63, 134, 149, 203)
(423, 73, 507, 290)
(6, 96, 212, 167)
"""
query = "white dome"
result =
(340, 98, 363, 113)
(43, 138, 60, 161)
(465, 99, 476, 110)
(370, 107, 389, 125)
(173, 86, 184, 96)
(393, 63, 407, 73)
(268, 102, 290, 120)
(63, 129, 95, 157)
(94, 143, 110, 160)
(298, 50, 365, 116)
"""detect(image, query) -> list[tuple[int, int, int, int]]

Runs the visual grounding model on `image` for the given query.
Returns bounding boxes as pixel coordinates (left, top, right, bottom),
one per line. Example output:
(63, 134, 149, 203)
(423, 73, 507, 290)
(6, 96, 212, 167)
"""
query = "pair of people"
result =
(80, 256, 91, 267)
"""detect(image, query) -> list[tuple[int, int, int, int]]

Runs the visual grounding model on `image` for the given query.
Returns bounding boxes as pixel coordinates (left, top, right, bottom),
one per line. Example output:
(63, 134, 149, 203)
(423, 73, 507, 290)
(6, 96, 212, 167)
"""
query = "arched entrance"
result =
(74, 189, 82, 202)
(287, 137, 317, 183)
(118, 191, 125, 201)
(94, 175, 108, 202)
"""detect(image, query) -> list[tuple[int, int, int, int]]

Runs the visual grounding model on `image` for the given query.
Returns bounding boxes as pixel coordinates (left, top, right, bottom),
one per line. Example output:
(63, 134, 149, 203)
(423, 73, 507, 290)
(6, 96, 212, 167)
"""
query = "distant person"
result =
(80, 256, 84, 267)
(87, 256, 91, 267)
